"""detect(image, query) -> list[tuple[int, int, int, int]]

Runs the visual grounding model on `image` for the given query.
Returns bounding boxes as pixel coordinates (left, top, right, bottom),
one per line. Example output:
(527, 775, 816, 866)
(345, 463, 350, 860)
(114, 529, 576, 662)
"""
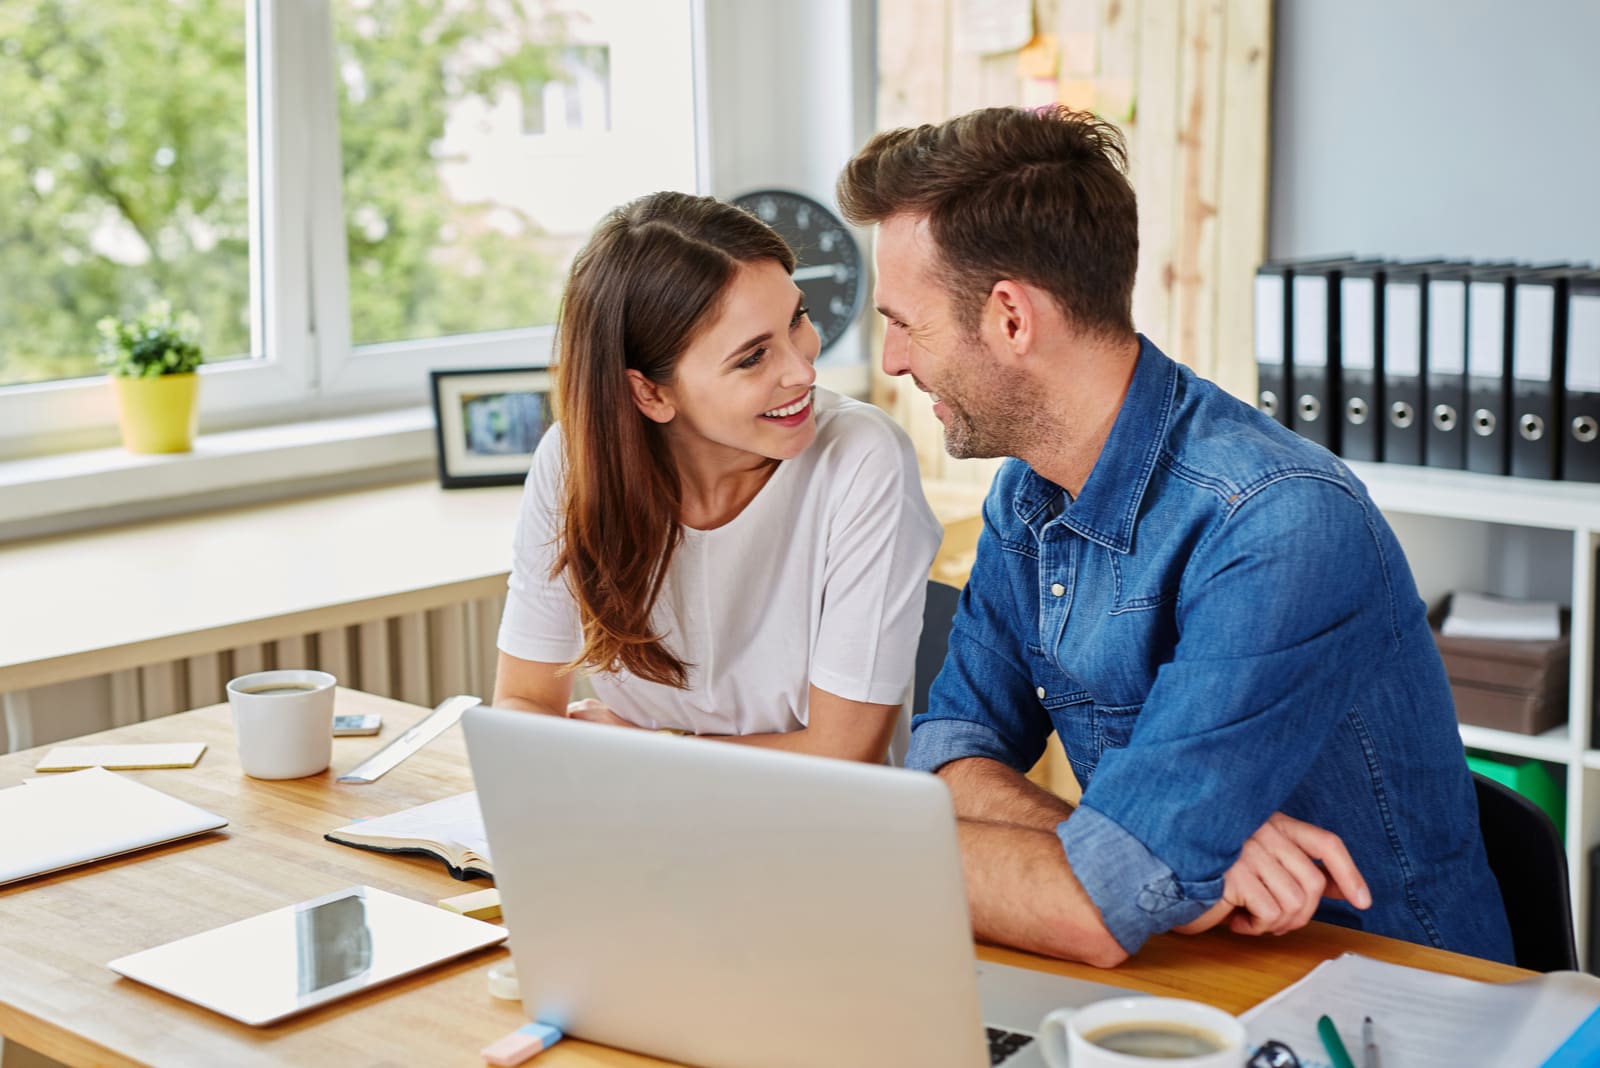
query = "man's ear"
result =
(984, 280, 1038, 365)
(626, 369, 676, 424)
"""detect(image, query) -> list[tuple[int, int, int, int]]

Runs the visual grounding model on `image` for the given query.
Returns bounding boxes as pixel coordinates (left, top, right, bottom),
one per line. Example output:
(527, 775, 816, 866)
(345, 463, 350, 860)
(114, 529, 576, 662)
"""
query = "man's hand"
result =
(563, 698, 640, 729)
(1174, 813, 1372, 937)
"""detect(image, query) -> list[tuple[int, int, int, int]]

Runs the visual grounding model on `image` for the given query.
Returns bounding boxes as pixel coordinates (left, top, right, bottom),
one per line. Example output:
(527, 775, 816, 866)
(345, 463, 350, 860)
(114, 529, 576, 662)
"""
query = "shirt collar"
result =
(1010, 335, 1175, 553)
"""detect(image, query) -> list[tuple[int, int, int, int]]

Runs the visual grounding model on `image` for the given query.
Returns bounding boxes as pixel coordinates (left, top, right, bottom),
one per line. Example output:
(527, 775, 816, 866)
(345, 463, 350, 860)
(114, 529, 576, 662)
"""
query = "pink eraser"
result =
(481, 1022, 562, 1066)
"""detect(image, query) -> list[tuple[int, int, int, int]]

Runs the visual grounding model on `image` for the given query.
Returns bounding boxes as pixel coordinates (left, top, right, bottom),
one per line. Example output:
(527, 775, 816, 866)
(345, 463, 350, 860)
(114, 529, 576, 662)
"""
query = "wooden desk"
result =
(0, 692, 1529, 1068)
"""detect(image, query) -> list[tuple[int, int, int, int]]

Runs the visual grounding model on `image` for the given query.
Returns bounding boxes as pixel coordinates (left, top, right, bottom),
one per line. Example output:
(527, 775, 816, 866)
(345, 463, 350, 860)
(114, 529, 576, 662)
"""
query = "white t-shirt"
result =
(497, 388, 943, 735)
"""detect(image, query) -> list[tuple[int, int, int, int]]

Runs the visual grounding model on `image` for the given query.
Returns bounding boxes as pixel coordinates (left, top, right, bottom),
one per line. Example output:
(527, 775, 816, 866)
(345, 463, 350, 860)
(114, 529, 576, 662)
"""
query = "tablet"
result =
(108, 885, 506, 1026)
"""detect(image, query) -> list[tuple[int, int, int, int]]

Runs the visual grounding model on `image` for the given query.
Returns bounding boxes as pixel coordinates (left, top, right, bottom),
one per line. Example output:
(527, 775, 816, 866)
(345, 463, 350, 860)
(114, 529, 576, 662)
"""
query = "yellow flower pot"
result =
(112, 373, 200, 454)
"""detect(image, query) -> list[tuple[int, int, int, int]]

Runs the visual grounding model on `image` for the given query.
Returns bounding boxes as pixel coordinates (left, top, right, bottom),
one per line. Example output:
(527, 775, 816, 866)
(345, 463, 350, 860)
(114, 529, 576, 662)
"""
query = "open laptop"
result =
(463, 706, 1142, 1068)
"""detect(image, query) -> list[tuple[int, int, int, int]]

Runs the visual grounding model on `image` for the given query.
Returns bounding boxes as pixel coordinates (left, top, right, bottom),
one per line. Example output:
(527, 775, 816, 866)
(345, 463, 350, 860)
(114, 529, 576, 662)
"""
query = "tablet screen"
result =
(108, 885, 506, 1025)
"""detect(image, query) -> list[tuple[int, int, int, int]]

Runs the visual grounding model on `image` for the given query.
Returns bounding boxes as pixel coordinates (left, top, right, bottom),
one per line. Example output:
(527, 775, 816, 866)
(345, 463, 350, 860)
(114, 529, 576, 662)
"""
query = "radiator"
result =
(2, 592, 507, 753)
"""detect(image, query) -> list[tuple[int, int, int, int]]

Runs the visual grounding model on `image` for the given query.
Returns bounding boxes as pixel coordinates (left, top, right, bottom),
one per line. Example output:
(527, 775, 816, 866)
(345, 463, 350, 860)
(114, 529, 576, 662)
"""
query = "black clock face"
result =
(732, 189, 865, 354)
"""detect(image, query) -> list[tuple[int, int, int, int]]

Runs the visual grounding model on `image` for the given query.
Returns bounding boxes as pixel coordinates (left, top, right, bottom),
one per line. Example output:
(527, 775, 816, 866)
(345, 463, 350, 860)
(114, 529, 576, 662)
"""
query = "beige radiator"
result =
(2, 593, 507, 753)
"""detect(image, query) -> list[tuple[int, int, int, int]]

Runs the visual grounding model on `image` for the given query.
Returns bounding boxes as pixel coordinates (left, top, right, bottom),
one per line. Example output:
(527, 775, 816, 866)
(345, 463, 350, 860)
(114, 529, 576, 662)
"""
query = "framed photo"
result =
(429, 367, 554, 489)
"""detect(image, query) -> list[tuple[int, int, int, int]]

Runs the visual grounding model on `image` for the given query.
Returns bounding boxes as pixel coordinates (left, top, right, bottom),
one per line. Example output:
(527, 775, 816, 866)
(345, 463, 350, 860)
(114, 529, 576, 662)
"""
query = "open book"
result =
(324, 790, 491, 880)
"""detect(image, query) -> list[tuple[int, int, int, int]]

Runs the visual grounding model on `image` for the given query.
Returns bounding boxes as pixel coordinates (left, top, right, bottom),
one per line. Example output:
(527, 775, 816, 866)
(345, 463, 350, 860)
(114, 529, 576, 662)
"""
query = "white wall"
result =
(1269, 0, 1600, 264)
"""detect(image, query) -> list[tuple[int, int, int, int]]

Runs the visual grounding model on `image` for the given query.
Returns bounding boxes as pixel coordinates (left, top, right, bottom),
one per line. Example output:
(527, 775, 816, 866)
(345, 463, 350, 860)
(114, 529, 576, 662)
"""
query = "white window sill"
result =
(0, 408, 438, 543)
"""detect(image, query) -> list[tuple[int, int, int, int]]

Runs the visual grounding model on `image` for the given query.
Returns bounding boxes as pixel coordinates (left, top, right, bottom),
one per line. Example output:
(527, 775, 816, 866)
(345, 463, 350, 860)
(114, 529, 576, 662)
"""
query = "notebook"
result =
(0, 766, 228, 887)
(464, 706, 1142, 1068)
(108, 884, 507, 1025)
(324, 791, 491, 880)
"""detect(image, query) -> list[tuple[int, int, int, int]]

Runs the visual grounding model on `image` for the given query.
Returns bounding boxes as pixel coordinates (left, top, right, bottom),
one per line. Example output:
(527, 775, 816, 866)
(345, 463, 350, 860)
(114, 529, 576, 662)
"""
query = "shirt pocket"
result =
(1092, 701, 1143, 754)
(1026, 643, 1096, 783)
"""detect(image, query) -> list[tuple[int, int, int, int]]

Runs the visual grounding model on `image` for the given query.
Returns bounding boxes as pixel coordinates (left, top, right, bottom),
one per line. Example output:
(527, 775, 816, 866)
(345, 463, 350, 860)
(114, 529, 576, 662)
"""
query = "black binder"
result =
(1290, 261, 1344, 450)
(1424, 265, 1472, 470)
(1254, 264, 1290, 426)
(1381, 263, 1429, 466)
(1466, 263, 1516, 476)
(1562, 271, 1600, 482)
(1337, 262, 1384, 462)
(1509, 267, 1569, 480)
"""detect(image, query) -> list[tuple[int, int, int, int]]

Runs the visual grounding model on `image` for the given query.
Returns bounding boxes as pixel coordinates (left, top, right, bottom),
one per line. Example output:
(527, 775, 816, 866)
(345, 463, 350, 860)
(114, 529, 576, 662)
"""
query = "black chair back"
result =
(1473, 772, 1578, 972)
(913, 581, 962, 720)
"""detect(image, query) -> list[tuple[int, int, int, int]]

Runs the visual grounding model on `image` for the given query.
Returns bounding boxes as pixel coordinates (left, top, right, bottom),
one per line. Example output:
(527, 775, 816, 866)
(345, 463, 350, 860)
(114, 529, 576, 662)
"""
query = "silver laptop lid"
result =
(464, 706, 988, 1068)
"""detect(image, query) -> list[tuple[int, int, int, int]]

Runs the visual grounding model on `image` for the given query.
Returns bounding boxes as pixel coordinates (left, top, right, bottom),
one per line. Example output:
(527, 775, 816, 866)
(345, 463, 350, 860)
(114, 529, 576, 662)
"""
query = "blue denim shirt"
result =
(908, 338, 1513, 962)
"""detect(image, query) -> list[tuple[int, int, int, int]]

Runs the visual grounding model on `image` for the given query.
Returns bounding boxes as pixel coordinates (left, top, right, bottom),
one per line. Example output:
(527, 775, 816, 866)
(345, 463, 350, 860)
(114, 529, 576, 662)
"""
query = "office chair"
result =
(914, 581, 963, 720)
(888, 581, 962, 767)
(1473, 772, 1578, 972)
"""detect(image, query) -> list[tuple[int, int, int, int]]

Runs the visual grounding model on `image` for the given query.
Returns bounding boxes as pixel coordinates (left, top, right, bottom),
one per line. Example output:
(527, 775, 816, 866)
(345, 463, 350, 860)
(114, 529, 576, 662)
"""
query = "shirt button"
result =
(1050, 582, 1065, 597)
(1036, 686, 1046, 700)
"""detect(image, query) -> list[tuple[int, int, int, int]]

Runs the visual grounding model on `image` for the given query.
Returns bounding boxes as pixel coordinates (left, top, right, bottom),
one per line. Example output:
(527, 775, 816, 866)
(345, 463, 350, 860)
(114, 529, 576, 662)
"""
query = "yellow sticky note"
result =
(35, 742, 207, 772)
(1016, 33, 1059, 80)
(439, 887, 502, 921)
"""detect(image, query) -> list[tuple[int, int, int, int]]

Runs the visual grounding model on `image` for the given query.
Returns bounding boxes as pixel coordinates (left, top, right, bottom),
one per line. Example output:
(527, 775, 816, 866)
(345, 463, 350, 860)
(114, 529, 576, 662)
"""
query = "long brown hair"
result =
(552, 191, 795, 688)
(837, 105, 1137, 341)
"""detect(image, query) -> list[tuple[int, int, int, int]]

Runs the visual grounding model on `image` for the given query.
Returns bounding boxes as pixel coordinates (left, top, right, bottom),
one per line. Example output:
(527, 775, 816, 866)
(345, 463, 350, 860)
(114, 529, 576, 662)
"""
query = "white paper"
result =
(1441, 590, 1562, 641)
(1241, 954, 1600, 1068)
(1385, 283, 1422, 376)
(328, 790, 491, 863)
(1255, 275, 1284, 366)
(1293, 275, 1328, 368)
(1513, 283, 1556, 381)
(1341, 278, 1376, 371)
(1469, 281, 1507, 377)
(1428, 280, 1467, 374)
(954, 0, 1032, 54)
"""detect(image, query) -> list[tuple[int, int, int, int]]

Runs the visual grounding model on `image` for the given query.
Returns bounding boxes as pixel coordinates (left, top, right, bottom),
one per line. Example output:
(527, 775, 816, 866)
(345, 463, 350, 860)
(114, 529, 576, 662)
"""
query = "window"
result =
(0, 0, 699, 453)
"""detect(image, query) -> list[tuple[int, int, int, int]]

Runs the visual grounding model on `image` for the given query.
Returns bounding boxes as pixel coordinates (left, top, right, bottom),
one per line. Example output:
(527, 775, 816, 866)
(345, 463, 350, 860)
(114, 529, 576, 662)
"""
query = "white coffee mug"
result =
(1038, 996, 1247, 1067)
(226, 670, 337, 779)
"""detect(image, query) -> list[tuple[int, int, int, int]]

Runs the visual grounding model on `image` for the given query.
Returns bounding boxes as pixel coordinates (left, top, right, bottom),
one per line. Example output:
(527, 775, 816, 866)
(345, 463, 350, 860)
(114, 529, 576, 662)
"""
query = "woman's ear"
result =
(626, 369, 676, 424)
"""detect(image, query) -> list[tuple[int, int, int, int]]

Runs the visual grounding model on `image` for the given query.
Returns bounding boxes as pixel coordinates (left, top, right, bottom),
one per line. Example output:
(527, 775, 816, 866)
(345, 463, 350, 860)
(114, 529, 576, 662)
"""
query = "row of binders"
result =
(1254, 257, 1600, 480)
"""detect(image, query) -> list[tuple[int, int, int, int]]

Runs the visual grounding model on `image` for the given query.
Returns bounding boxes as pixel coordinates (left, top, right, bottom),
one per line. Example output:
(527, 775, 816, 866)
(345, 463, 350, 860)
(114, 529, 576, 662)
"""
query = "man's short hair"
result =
(837, 105, 1137, 341)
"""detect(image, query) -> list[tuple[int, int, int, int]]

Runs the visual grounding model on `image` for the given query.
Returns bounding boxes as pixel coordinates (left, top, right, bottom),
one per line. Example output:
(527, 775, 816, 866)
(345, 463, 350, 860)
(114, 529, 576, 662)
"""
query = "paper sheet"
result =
(1441, 591, 1562, 641)
(1241, 954, 1600, 1068)
(330, 790, 490, 861)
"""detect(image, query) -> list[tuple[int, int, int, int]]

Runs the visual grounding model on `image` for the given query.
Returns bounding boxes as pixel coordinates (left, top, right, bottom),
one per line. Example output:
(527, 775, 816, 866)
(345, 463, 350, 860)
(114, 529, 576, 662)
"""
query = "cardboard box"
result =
(1431, 601, 1570, 735)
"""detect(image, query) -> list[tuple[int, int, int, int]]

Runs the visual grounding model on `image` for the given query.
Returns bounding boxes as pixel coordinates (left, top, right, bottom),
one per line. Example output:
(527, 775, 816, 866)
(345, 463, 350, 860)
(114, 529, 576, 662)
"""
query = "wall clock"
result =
(731, 189, 865, 354)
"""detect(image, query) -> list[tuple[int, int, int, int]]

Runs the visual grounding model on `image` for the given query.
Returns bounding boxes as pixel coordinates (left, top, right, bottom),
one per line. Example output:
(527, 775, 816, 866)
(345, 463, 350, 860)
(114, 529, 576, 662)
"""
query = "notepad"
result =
(1241, 953, 1600, 1068)
(324, 790, 492, 880)
(0, 766, 228, 887)
(35, 742, 207, 772)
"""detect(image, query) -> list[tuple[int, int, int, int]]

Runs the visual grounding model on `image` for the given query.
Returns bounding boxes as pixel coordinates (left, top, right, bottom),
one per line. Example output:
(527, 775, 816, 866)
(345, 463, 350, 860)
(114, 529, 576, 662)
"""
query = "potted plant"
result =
(97, 301, 205, 453)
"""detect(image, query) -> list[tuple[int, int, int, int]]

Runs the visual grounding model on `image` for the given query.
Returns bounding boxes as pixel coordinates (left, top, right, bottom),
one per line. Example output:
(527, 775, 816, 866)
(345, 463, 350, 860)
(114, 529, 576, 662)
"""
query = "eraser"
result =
(481, 1022, 562, 1065)
(440, 888, 502, 921)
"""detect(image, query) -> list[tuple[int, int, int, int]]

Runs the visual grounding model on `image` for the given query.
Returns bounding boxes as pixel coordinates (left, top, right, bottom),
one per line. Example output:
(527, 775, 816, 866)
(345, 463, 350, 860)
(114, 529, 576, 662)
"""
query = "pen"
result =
(1317, 1014, 1356, 1068)
(1362, 1015, 1379, 1068)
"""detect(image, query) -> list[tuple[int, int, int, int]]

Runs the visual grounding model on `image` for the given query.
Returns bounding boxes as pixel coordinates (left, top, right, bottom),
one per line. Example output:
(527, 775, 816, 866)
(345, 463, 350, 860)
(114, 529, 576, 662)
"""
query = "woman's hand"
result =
(564, 698, 640, 729)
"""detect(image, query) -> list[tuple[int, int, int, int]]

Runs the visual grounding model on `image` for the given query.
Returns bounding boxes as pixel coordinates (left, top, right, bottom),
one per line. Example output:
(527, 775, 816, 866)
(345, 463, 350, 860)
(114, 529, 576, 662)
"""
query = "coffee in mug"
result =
(226, 670, 337, 779)
(1038, 996, 1246, 1068)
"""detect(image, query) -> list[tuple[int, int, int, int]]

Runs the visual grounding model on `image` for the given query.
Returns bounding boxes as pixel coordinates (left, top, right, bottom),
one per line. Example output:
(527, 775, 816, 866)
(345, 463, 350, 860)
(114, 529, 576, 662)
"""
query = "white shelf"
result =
(1347, 460, 1600, 531)
(1459, 723, 1574, 764)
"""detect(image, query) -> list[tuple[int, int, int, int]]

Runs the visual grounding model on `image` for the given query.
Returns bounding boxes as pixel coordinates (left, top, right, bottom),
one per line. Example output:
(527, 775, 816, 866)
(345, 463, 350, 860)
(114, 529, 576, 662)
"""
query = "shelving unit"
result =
(1345, 460, 1600, 966)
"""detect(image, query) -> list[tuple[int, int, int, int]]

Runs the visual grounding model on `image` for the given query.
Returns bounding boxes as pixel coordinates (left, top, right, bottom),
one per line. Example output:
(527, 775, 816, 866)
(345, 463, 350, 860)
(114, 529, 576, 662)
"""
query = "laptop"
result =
(463, 706, 1142, 1068)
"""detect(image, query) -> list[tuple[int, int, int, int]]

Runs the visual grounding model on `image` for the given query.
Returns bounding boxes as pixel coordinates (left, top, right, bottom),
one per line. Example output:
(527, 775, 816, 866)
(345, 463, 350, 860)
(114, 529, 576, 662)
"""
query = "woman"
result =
(492, 192, 941, 762)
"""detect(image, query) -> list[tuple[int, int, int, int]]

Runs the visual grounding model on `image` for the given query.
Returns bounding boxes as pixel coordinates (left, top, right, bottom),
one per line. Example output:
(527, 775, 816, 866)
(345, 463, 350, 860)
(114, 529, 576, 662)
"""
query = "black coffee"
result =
(1082, 1022, 1225, 1058)
(238, 683, 319, 695)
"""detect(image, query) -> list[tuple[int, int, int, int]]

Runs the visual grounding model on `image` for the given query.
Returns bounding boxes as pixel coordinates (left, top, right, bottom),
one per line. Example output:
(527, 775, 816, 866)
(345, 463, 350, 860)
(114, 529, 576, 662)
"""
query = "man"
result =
(837, 106, 1513, 967)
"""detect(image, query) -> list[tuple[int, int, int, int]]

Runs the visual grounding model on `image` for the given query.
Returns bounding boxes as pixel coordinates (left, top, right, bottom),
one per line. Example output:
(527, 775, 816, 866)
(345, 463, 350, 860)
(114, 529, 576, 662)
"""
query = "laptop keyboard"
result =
(987, 1026, 1035, 1064)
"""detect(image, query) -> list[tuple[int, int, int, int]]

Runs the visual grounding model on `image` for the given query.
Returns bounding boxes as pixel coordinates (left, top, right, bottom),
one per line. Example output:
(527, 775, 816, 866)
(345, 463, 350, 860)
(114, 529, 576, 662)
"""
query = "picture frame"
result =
(429, 367, 555, 489)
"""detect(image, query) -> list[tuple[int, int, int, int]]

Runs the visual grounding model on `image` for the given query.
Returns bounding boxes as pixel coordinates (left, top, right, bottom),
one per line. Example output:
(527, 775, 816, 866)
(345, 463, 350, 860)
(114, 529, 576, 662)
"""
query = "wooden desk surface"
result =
(0, 692, 1530, 1068)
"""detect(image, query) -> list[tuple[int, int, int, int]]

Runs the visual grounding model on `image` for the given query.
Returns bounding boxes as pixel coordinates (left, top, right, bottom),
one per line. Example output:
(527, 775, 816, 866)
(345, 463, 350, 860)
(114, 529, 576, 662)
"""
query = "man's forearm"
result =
(956, 818, 1126, 968)
(937, 756, 1075, 828)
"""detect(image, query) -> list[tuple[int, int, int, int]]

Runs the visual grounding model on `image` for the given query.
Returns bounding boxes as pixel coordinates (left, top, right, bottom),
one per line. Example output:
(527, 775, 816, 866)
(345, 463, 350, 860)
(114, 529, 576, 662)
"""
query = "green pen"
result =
(1317, 1014, 1357, 1068)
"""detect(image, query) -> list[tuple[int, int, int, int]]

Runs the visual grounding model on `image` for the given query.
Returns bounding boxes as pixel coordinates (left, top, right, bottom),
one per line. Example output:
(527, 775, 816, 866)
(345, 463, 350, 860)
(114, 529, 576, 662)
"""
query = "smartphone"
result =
(333, 713, 383, 736)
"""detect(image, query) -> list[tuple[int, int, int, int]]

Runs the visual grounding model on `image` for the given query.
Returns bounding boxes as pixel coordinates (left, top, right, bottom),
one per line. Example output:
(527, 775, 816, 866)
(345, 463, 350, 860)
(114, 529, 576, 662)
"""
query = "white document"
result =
(0, 767, 227, 886)
(1242, 954, 1600, 1068)
(1442, 590, 1562, 641)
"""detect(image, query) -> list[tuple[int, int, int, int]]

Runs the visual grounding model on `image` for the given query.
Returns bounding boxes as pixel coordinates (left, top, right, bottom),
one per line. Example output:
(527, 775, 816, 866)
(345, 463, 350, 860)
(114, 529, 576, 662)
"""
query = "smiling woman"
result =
(491, 191, 942, 764)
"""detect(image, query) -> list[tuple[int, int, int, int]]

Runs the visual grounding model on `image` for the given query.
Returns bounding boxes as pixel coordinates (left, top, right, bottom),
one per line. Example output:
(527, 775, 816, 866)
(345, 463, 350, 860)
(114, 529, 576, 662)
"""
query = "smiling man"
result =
(837, 106, 1513, 967)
